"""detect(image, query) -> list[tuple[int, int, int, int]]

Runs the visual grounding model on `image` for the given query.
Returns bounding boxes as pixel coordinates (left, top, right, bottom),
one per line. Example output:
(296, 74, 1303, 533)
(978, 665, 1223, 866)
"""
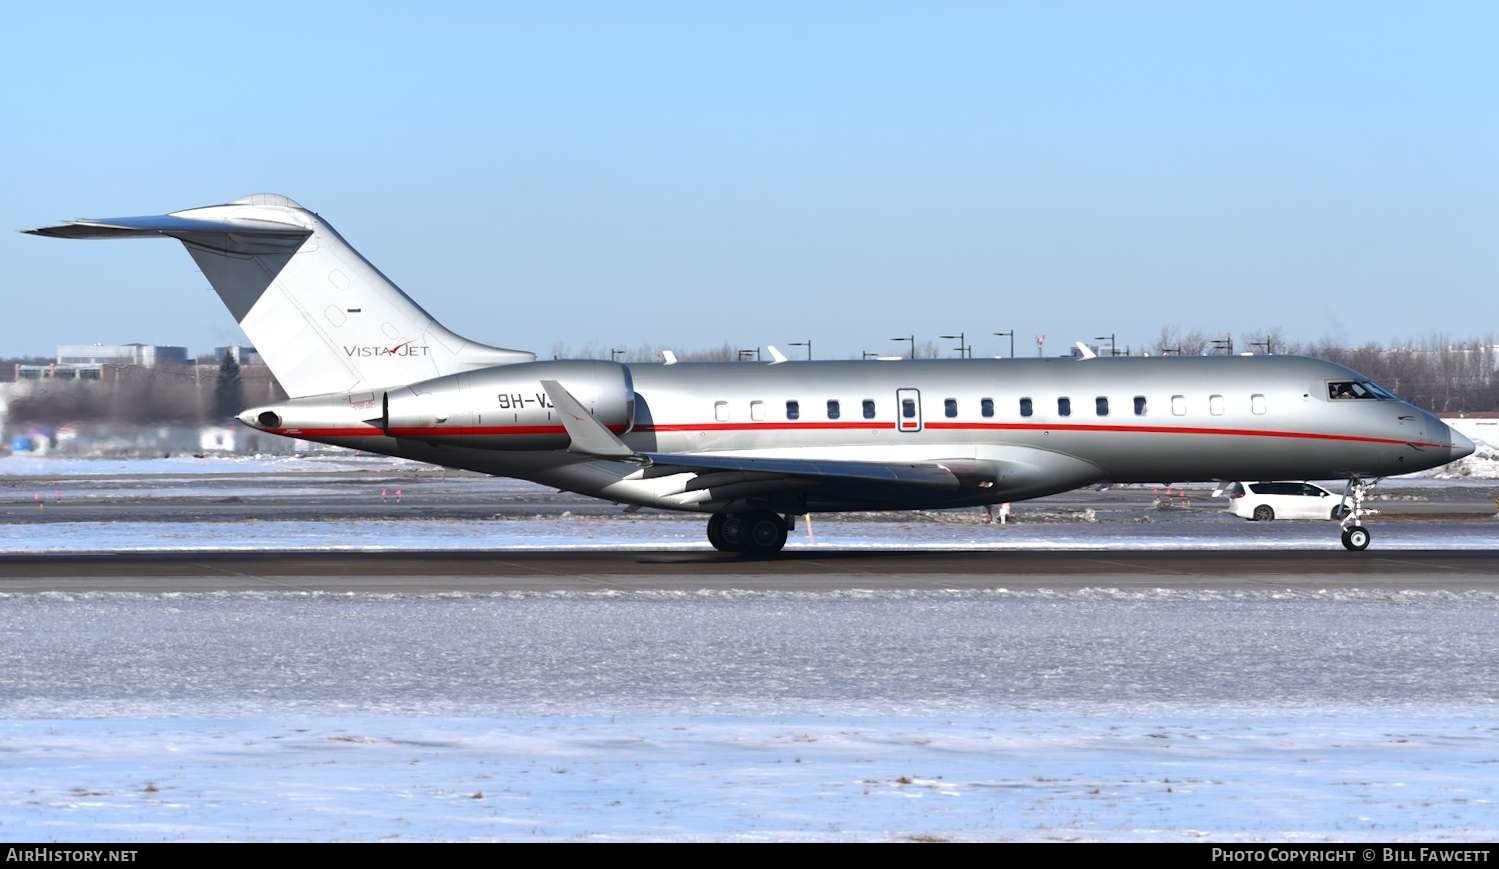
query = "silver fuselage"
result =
(257, 355, 1471, 514)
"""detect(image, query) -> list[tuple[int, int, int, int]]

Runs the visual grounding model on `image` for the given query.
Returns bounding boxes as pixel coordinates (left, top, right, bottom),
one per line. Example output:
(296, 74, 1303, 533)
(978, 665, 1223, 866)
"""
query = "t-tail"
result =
(26, 193, 532, 397)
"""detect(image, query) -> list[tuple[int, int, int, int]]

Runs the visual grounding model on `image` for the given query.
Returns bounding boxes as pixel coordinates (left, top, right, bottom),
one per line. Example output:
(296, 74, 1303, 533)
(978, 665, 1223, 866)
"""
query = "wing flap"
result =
(642, 452, 964, 488)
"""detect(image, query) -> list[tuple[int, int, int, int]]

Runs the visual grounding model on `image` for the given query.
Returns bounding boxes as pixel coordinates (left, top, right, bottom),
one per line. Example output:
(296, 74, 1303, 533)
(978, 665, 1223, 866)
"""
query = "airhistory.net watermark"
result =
(5, 851, 137, 863)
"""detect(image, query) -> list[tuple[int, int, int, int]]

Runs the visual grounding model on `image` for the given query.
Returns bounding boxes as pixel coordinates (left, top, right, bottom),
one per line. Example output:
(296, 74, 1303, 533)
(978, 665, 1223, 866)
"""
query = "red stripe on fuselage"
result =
(270, 421, 1442, 449)
(922, 421, 1439, 447)
(641, 421, 884, 432)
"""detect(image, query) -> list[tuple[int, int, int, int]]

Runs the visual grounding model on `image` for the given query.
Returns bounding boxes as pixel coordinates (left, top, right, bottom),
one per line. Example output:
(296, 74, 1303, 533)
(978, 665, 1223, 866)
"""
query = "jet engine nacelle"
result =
(382, 360, 635, 449)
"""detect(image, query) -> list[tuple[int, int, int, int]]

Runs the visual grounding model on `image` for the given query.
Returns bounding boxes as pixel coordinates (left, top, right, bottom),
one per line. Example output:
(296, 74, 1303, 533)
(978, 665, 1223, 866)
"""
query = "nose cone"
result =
(1449, 426, 1475, 461)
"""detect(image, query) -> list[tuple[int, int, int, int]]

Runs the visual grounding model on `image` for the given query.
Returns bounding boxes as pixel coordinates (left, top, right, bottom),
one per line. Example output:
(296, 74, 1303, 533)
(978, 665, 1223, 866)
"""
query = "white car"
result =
(1223, 481, 1352, 522)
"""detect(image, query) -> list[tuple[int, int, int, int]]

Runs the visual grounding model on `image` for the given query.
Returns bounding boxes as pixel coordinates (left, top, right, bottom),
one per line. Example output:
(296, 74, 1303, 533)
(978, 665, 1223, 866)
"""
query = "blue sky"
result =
(3, 2, 1495, 359)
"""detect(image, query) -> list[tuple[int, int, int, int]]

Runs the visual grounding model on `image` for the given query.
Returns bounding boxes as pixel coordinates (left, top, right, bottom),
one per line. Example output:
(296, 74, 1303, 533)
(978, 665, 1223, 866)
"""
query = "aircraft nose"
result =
(1449, 426, 1475, 461)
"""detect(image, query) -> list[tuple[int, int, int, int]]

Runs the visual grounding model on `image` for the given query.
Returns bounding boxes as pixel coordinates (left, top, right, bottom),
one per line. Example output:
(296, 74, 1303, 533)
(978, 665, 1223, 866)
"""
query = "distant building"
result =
(14, 343, 189, 382)
(57, 343, 190, 368)
(14, 363, 110, 382)
(212, 345, 262, 366)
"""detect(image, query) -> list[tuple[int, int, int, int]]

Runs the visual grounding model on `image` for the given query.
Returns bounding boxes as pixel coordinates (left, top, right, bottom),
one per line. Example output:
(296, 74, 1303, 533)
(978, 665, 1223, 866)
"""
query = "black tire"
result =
(745, 511, 788, 555)
(1331, 505, 1352, 521)
(706, 513, 732, 552)
(1341, 526, 1371, 551)
(718, 514, 749, 551)
(1252, 505, 1275, 522)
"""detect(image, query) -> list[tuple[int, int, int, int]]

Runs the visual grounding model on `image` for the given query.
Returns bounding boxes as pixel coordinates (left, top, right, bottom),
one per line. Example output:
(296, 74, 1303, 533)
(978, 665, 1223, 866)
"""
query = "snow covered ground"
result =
(2, 591, 1498, 840)
(7, 712, 1497, 842)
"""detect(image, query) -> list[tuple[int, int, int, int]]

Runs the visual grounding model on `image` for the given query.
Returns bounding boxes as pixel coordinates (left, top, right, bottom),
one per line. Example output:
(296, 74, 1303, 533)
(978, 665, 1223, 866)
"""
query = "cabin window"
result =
(827, 399, 840, 420)
(901, 398, 917, 418)
(1171, 395, 1186, 416)
(1133, 395, 1147, 416)
(786, 400, 800, 420)
(1095, 397, 1109, 416)
(863, 399, 876, 419)
(1209, 394, 1225, 416)
(1058, 397, 1072, 417)
(1019, 397, 1033, 417)
(944, 398, 958, 418)
(750, 400, 765, 421)
(714, 401, 729, 421)
(1251, 394, 1267, 415)
(981, 398, 994, 418)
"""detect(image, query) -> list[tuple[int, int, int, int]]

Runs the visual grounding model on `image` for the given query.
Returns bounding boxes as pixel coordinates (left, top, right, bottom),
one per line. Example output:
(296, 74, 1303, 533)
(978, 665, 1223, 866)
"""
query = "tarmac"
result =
(2, 549, 1496, 593)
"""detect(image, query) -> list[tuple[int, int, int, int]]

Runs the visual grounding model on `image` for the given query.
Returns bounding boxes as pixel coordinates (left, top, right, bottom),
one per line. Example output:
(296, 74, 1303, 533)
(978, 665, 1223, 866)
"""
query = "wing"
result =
(541, 378, 977, 489)
(541, 379, 1099, 509)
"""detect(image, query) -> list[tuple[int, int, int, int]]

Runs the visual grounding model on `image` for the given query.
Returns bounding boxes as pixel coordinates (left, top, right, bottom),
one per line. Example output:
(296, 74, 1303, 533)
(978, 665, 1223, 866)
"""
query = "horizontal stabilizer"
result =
(26, 214, 311, 241)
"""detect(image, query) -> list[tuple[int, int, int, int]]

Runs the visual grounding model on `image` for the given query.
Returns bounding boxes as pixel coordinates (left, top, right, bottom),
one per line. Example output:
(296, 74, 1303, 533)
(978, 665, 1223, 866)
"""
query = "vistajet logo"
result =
(343, 341, 431, 358)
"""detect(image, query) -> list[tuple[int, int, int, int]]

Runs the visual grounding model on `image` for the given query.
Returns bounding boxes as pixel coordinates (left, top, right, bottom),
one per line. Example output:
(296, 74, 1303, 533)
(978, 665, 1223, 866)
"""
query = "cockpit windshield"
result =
(1327, 381, 1396, 400)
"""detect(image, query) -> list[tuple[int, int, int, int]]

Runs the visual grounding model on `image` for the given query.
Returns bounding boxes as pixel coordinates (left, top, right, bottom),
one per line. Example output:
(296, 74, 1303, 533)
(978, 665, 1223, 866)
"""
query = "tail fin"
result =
(27, 193, 532, 397)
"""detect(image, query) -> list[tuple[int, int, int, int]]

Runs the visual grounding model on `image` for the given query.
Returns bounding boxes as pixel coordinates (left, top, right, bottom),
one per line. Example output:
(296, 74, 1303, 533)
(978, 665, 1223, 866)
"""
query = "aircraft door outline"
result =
(896, 388, 922, 433)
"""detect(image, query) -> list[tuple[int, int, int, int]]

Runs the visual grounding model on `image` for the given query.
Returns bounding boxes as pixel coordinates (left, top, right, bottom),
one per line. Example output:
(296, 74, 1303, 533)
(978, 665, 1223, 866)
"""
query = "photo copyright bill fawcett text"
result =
(1213, 850, 1491, 864)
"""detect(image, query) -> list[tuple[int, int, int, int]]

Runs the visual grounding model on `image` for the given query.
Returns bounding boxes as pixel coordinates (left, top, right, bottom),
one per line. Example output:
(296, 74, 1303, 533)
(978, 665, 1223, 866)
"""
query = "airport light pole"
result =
(1094, 334, 1116, 357)
(1160, 345, 1182, 356)
(1210, 335, 1234, 356)
(788, 340, 813, 361)
(890, 335, 915, 359)
(993, 330, 1014, 359)
(737, 348, 761, 362)
(1250, 338, 1274, 355)
(610, 348, 627, 362)
(940, 333, 969, 359)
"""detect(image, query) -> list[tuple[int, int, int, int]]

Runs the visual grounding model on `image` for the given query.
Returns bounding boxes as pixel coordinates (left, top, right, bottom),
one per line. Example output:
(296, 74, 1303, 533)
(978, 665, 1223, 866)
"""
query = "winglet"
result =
(766, 345, 789, 364)
(1073, 341, 1097, 360)
(540, 379, 635, 457)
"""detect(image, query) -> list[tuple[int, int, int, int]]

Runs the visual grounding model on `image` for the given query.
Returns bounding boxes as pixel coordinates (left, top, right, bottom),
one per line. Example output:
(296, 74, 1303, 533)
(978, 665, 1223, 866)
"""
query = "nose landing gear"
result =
(1337, 478, 1380, 551)
(707, 510, 790, 555)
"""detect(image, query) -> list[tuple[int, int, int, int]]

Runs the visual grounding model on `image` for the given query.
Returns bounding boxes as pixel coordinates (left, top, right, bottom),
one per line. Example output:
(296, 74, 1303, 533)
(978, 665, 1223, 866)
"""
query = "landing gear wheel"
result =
(1336, 477, 1380, 551)
(745, 511, 788, 555)
(1252, 505, 1275, 521)
(706, 511, 788, 555)
(716, 513, 749, 552)
(707, 513, 732, 552)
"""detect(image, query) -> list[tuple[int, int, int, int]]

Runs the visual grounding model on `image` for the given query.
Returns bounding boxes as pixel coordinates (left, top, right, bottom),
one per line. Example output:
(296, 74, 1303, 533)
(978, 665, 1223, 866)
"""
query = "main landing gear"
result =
(1337, 477, 1379, 551)
(707, 511, 790, 555)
